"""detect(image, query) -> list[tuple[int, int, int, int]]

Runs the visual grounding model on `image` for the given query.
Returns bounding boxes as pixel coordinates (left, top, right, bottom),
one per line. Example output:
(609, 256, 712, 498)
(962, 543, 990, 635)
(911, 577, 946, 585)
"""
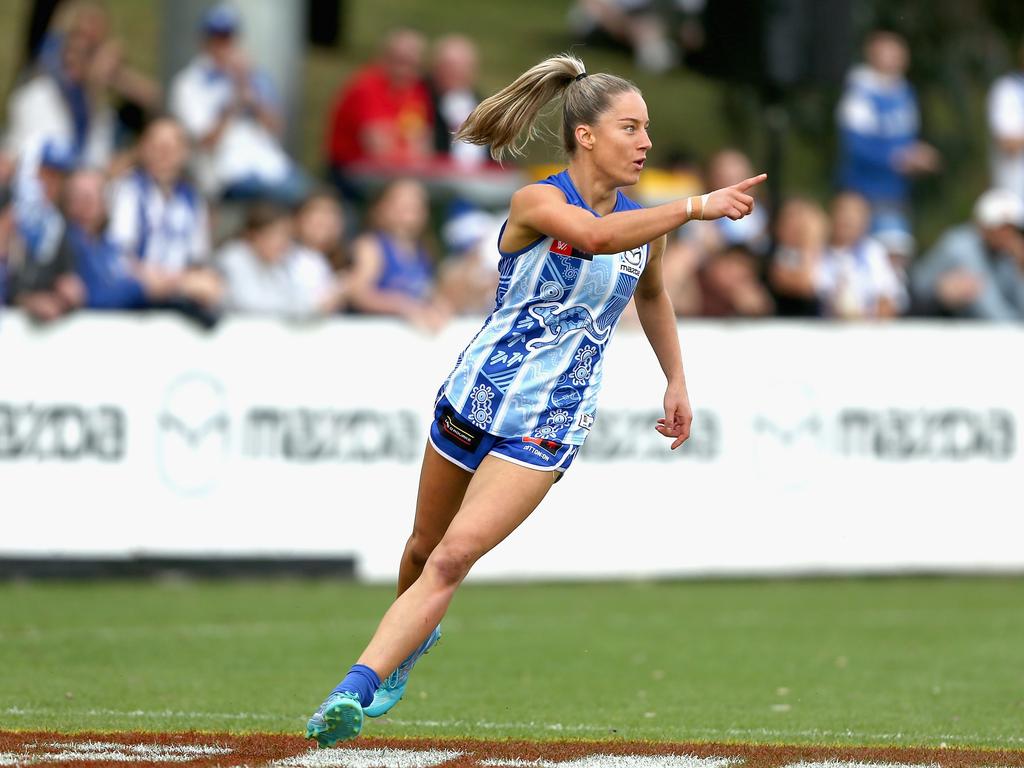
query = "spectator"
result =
(107, 118, 210, 273)
(912, 189, 1024, 320)
(567, 0, 679, 74)
(427, 35, 488, 169)
(3, 140, 83, 323)
(348, 178, 449, 330)
(35, 1, 162, 139)
(700, 148, 770, 256)
(768, 197, 829, 317)
(697, 245, 774, 318)
(437, 201, 500, 315)
(661, 236, 702, 317)
(325, 28, 434, 178)
(818, 192, 906, 319)
(169, 3, 305, 204)
(218, 203, 345, 318)
(5, 26, 115, 168)
(294, 190, 348, 274)
(987, 38, 1024, 201)
(836, 29, 940, 237)
(65, 168, 187, 310)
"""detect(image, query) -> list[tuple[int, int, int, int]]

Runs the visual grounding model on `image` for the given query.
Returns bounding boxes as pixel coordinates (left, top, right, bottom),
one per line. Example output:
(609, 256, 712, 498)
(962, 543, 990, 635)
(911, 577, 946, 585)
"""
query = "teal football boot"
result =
(364, 624, 441, 718)
(305, 691, 363, 748)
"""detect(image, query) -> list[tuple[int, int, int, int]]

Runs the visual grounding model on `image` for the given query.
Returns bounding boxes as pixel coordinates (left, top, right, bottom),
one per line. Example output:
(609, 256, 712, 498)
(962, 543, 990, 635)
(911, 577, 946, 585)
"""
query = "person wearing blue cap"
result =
(169, 3, 307, 205)
(4, 139, 84, 322)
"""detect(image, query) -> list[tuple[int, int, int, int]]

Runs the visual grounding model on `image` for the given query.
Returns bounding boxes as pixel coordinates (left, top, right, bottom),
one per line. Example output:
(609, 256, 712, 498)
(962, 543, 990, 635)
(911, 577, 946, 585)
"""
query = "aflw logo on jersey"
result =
(549, 239, 593, 261)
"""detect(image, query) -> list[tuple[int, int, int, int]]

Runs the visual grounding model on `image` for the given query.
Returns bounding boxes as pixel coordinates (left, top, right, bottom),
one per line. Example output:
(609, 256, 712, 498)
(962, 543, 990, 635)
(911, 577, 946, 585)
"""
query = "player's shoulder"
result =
(510, 179, 567, 209)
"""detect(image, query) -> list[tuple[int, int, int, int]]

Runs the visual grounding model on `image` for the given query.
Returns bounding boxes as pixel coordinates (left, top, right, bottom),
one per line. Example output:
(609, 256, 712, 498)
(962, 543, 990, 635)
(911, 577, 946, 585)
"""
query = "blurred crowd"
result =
(2, 1, 1023, 329)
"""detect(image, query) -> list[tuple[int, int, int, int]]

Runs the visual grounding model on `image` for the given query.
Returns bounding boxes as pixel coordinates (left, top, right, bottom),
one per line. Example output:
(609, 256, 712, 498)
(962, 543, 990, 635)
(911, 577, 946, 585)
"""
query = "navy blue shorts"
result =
(428, 397, 578, 479)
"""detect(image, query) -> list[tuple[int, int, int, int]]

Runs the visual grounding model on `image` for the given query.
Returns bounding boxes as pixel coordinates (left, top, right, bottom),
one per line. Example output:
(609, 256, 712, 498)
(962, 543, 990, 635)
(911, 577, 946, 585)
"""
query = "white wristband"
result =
(686, 197, 693, 220)
(700, 193, 710, 220)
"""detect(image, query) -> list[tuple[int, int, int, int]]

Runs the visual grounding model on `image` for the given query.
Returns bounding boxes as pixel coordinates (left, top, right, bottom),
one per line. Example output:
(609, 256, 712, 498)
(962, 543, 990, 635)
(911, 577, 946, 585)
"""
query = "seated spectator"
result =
(661, 236, 702, 317)
(169, 3, 305, 204)
(348, 178, 449, 330)
(818, 192, 906, 319)
(3, 140, 83, 323)
(768, 197, 829, 316)
(836, 29, 939, 237)
(5, 25, 115, 168)
(427, 35, 488, 169)
(698, 245, 774, 317)
(700, 148, 770, 256)
(35, 1, 162, 140)
(107, 117, 210, 273)
(294, 190, 348, 273)
(218, 203, 345, 318)
(66, 168, 211, 310)
(437, 200, 500, 315)
(911, 189, 1024, 320)
(987, 38, 1024, 202)
(325, 28, 434, 182)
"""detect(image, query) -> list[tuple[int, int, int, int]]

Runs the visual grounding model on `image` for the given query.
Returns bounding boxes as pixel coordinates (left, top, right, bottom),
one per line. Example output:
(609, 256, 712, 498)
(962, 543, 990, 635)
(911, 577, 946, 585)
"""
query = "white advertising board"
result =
(1, 312, 1021, 580)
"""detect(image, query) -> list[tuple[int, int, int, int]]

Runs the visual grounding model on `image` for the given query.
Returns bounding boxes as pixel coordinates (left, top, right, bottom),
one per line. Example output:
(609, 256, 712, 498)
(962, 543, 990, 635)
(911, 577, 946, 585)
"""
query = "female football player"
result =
(306, 53, 764, 746)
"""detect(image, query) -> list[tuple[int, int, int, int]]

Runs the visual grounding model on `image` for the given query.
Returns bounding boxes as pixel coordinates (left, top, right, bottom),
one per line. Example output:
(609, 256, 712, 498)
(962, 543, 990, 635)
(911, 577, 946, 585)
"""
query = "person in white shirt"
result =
(427, 36, 489, 169)
(107, 118, 210, 273)
(5, 28, 114, 169)
(987, 40, 1024, 201)
(218, 203, 345, 318)
(169, 3, 306, 204)
(817, 192, 906, 319)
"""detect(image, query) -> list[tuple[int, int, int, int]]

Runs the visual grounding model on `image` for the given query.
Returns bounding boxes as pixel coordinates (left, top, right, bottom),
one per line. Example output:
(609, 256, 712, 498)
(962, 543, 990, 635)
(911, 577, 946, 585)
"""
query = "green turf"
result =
(1, 577, 1022, 748)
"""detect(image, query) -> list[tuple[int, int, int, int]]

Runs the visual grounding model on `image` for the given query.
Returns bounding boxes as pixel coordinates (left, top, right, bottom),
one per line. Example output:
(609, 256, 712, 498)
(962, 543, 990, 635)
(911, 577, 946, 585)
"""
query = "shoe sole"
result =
(306, 697, 362, 748)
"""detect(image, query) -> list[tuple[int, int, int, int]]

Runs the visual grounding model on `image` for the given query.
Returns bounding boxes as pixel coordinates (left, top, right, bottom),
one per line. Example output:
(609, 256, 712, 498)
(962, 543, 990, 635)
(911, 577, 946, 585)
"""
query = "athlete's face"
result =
(586, 90, 651, 186)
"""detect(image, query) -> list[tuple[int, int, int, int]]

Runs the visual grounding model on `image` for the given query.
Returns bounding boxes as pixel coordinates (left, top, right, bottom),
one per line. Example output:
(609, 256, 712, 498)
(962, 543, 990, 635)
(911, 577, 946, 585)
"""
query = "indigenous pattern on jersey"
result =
(441, 170, 648, 446)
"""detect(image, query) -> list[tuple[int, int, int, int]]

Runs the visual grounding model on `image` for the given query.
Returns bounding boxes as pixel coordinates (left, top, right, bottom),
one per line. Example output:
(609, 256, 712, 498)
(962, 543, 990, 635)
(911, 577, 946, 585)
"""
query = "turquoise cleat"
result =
(305, 691, 363, 748)
(364, 624, 441, 718)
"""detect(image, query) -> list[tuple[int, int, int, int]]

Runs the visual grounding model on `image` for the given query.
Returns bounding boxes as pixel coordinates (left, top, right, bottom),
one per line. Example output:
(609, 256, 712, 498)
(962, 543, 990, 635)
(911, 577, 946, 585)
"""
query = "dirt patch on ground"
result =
(1, 730, 1023, 768)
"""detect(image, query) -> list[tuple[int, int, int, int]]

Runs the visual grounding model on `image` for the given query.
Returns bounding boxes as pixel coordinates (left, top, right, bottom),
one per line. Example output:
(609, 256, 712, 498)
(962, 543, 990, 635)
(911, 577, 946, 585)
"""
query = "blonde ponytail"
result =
(456, 54, 638, 161)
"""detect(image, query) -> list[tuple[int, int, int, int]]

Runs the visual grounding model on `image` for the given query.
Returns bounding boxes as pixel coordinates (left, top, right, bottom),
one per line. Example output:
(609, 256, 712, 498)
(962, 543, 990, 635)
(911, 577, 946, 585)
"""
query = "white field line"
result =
(4, 705, 1024, 747)
(0, 739, 232, 764)
(482, 756, 741, 768)
(273, 748, 463, 767)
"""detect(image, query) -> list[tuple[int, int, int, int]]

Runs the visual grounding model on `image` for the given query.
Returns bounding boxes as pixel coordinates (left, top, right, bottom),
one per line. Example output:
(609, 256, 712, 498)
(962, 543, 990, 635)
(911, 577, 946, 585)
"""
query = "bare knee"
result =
(424, 541, 478, 588)
(404, 529, 441, 571)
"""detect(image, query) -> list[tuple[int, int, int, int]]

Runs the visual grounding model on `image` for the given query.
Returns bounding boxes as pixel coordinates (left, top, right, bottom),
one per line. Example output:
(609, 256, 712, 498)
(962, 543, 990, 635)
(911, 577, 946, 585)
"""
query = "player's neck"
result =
(566, 163, 618, 217)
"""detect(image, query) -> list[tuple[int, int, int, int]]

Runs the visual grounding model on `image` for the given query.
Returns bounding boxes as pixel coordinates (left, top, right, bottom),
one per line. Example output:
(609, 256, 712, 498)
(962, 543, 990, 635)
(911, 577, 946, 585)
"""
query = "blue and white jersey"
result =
(441, 170, 648, 446)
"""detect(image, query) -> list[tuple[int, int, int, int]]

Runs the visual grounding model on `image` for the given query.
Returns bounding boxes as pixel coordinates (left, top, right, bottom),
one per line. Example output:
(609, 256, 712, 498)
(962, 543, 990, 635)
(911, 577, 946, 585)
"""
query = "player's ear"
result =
(574, 123, 595, 152)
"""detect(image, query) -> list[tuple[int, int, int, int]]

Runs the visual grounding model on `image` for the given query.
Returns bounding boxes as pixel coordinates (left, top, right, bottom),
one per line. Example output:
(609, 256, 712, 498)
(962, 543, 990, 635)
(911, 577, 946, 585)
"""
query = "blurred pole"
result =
(160, 0, 306, 155)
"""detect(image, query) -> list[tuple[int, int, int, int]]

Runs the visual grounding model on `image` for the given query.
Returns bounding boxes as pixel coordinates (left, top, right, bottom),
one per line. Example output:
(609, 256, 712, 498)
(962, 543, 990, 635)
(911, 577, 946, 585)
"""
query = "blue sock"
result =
(331, 664, 380, 708)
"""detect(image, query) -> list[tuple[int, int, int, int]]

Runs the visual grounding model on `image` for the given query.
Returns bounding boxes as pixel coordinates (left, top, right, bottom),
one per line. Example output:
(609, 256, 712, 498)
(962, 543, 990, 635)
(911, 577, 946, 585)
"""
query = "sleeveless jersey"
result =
(440, 170, 649, 446)
(375, 232, 433, 301)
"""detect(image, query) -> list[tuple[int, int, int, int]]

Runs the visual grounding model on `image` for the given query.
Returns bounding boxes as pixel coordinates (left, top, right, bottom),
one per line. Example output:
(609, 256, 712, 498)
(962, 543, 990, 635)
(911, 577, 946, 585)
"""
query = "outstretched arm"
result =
(502, 173, 767, 256)
(633, 235, 692, 450)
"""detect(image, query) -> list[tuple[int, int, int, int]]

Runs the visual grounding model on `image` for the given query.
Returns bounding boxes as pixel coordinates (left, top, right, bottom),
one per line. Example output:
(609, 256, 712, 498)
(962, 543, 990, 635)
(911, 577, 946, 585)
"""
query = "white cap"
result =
(973, 188, 1024, 228)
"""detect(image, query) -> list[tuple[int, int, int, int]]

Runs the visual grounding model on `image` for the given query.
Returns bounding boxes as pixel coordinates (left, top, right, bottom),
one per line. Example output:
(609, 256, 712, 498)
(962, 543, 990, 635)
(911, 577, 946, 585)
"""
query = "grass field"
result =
(2, 577, 1023, 749)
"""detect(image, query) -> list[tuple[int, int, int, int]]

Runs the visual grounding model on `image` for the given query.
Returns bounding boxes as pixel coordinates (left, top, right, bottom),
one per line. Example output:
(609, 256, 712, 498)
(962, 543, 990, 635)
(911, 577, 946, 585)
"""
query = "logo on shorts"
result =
(578, 412, 595, 430)
(439, 406, 484, 451)
(522, 435, 561, 456)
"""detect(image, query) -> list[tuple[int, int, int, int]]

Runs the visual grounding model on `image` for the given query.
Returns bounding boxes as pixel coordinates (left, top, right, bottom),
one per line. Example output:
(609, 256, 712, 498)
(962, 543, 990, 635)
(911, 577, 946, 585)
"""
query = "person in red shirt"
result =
(326, 28, 435, 177)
